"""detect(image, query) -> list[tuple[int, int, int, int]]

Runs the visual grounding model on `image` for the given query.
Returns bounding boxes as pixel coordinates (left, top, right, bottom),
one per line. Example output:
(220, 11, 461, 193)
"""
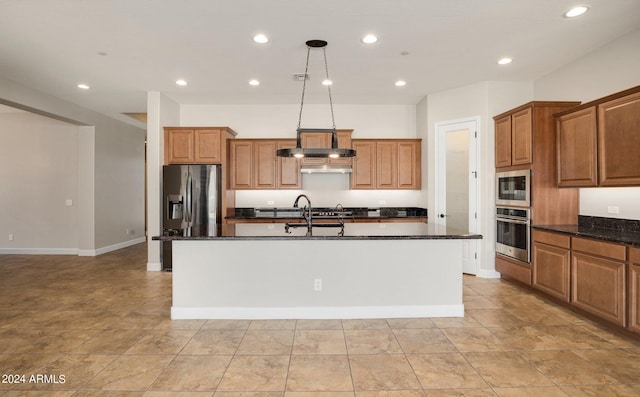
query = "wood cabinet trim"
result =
(571, 237, 626, 262)
(630, 246, 640, 265)
(532, 230, 570, 249)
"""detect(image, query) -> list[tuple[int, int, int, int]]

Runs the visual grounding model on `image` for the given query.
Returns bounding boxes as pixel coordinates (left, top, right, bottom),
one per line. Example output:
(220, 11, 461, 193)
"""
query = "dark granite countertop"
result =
(227, 207, 428, 220)
(154, 222, 481, 241)
(533, 216, 640, 247)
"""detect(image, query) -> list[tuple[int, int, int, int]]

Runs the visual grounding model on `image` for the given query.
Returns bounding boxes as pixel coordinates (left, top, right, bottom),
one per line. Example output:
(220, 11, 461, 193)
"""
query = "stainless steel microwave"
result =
(496, 170, 531, 207)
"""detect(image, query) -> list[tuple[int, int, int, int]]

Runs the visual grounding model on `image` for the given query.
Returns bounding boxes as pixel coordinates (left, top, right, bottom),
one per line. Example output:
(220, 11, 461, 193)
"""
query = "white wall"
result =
(179, 103, 421, 209)
(181, 104, 416, 138)
(425, 81, 534, 278)
(535, 28, 640, 220)
(94, 117, 146, 249)
(146, 92, 180, 270)
(0, 111, 80, 252)
(0, 76, 146, 255)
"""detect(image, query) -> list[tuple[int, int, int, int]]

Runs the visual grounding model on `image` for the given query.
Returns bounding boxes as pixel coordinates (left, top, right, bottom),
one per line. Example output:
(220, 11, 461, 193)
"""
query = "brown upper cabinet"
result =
(351, 139, 421, 190)
(229, 139, 300, 190)
(495, 102, 579, 169)
(276, 140, 301, 189)
(165, 127, 236, 164)
(598, 90, 640, 186)
(556, 86, 640, 187)
(495, 107, 533, 167)
(300, 129, 353, 166)
(556, 107, 598, 187)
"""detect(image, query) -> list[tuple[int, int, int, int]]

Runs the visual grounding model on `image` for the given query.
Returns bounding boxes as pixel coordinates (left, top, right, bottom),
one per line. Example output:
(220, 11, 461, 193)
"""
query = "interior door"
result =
(436, 119, 479, 275)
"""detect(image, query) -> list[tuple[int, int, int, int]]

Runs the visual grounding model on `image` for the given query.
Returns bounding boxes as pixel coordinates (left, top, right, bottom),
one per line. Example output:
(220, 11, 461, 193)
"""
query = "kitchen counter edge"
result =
(153, 231, 482, 241)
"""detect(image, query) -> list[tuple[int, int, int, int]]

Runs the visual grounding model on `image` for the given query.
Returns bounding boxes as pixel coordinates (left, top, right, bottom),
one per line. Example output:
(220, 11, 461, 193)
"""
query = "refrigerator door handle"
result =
(185, 170, 192, 224)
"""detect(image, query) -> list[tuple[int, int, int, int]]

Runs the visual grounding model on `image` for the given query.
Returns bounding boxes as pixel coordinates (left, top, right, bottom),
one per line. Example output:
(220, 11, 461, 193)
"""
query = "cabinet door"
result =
(300, 132, 329, 165)
(556, 107, 598, 187)
(194, 129, 222, 163)
(494, 115, 512, 167)
(253, 141, 277, 189)
(571, 252, 626, 326)
(351, 140, 376, 189)
(598, 91, 640, 186)
(165, 129, 195, 164)
(397, 140, 421, 189)
(376, 141, 398, 189)
(532, 241, 570, 301)
(511, 107, 533, 165)
(328, 130, 353, 165)
(229, 141, 253, 189)
(277, 140, 300, 189)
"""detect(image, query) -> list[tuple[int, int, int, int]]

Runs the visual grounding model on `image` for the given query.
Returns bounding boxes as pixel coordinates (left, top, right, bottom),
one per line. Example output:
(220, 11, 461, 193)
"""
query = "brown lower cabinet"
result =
(630, 247, 640, 334)
(526, 229, 640, 335)
(495, 254, 531, 285)
(532, 230, 570, 302)
(571, 237, 626, 326)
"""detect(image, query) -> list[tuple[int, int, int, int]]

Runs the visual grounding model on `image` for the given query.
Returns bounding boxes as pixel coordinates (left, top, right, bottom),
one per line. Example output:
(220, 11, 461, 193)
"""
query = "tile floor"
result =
(1, 243, 640, 396)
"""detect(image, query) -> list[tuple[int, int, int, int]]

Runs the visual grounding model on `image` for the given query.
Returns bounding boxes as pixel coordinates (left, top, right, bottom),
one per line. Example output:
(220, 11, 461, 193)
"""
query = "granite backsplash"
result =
(579, 215, 640, 233)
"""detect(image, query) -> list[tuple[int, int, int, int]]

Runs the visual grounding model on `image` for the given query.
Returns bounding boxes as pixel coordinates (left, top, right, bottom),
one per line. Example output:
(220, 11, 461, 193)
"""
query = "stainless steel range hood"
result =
(300, 164, 352, 174)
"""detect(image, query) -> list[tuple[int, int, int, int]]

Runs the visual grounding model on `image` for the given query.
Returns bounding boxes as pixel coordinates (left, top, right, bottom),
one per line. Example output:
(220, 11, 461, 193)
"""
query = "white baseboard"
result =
(78, 237, 146, 257)
(0, 247, 79, 255)
(477, 269, 502, 279)
(147, 262, 162, 271)
(171, 304, 465, 320)
(0, 237, 145, 257)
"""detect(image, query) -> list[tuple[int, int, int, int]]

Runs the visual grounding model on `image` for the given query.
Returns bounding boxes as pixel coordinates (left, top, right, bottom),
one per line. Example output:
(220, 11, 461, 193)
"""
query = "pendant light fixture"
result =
(276, 40, 356, 159)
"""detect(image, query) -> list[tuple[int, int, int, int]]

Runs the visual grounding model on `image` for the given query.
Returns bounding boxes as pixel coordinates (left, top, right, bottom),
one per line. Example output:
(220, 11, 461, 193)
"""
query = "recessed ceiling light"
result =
(249, 79, 260, 86)
(362, 34, 378, 44)
(322, 79, 333, 86)
(77, 83, 90, 90)
(563, 6, 590, 18)
(253, 34, 269, 44)
(176, 79, 188, 86)
(497, 57, 513, 65)
(395, 80, 406, 87)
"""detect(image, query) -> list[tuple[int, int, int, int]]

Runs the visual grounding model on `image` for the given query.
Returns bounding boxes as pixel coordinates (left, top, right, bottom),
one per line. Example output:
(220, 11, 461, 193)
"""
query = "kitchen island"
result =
(156, 223, 481, 320)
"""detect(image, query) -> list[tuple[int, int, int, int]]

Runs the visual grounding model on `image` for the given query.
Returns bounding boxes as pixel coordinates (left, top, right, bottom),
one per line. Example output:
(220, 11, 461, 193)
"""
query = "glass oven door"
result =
(496, 216, 530, 263)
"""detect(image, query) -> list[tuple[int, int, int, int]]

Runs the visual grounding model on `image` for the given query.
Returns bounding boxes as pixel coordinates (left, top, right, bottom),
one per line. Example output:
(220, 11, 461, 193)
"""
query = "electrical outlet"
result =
(65, 199, 73, 207)
(314, 279, 322, 292)
(607, 206, 620, 214)
(8, 234, 14, 241)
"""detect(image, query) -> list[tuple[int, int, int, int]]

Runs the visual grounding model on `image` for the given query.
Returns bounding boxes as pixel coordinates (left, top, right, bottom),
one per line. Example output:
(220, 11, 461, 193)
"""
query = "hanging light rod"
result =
(276, 40, 356, 159)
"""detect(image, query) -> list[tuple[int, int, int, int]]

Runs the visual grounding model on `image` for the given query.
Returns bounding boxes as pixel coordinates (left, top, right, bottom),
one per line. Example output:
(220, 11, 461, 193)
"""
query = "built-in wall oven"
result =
(496, 206, 531, 263)
(496, 170, 531, 207)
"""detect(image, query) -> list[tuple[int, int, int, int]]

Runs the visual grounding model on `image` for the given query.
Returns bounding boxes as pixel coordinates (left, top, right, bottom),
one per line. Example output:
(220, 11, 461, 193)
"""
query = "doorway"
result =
(435, 118, 479, 275)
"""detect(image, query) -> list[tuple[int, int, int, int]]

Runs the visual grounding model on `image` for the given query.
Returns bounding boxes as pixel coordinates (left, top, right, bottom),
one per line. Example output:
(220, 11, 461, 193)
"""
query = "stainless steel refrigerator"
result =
(162, 164, 222, 270)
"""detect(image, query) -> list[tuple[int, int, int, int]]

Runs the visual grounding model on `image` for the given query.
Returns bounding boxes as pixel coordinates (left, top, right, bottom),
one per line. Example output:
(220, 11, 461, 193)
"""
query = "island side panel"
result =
(171, 239, 463, 319)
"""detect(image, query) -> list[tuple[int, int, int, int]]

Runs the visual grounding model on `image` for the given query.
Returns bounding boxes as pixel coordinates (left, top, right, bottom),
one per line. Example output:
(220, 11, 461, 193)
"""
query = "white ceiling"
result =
(1, 0, 639, 127)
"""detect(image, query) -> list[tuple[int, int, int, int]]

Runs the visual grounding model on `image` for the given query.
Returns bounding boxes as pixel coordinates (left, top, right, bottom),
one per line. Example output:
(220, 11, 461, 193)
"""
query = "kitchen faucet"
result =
(285, 194, 344, 236)
(293, 194, 312, 229)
